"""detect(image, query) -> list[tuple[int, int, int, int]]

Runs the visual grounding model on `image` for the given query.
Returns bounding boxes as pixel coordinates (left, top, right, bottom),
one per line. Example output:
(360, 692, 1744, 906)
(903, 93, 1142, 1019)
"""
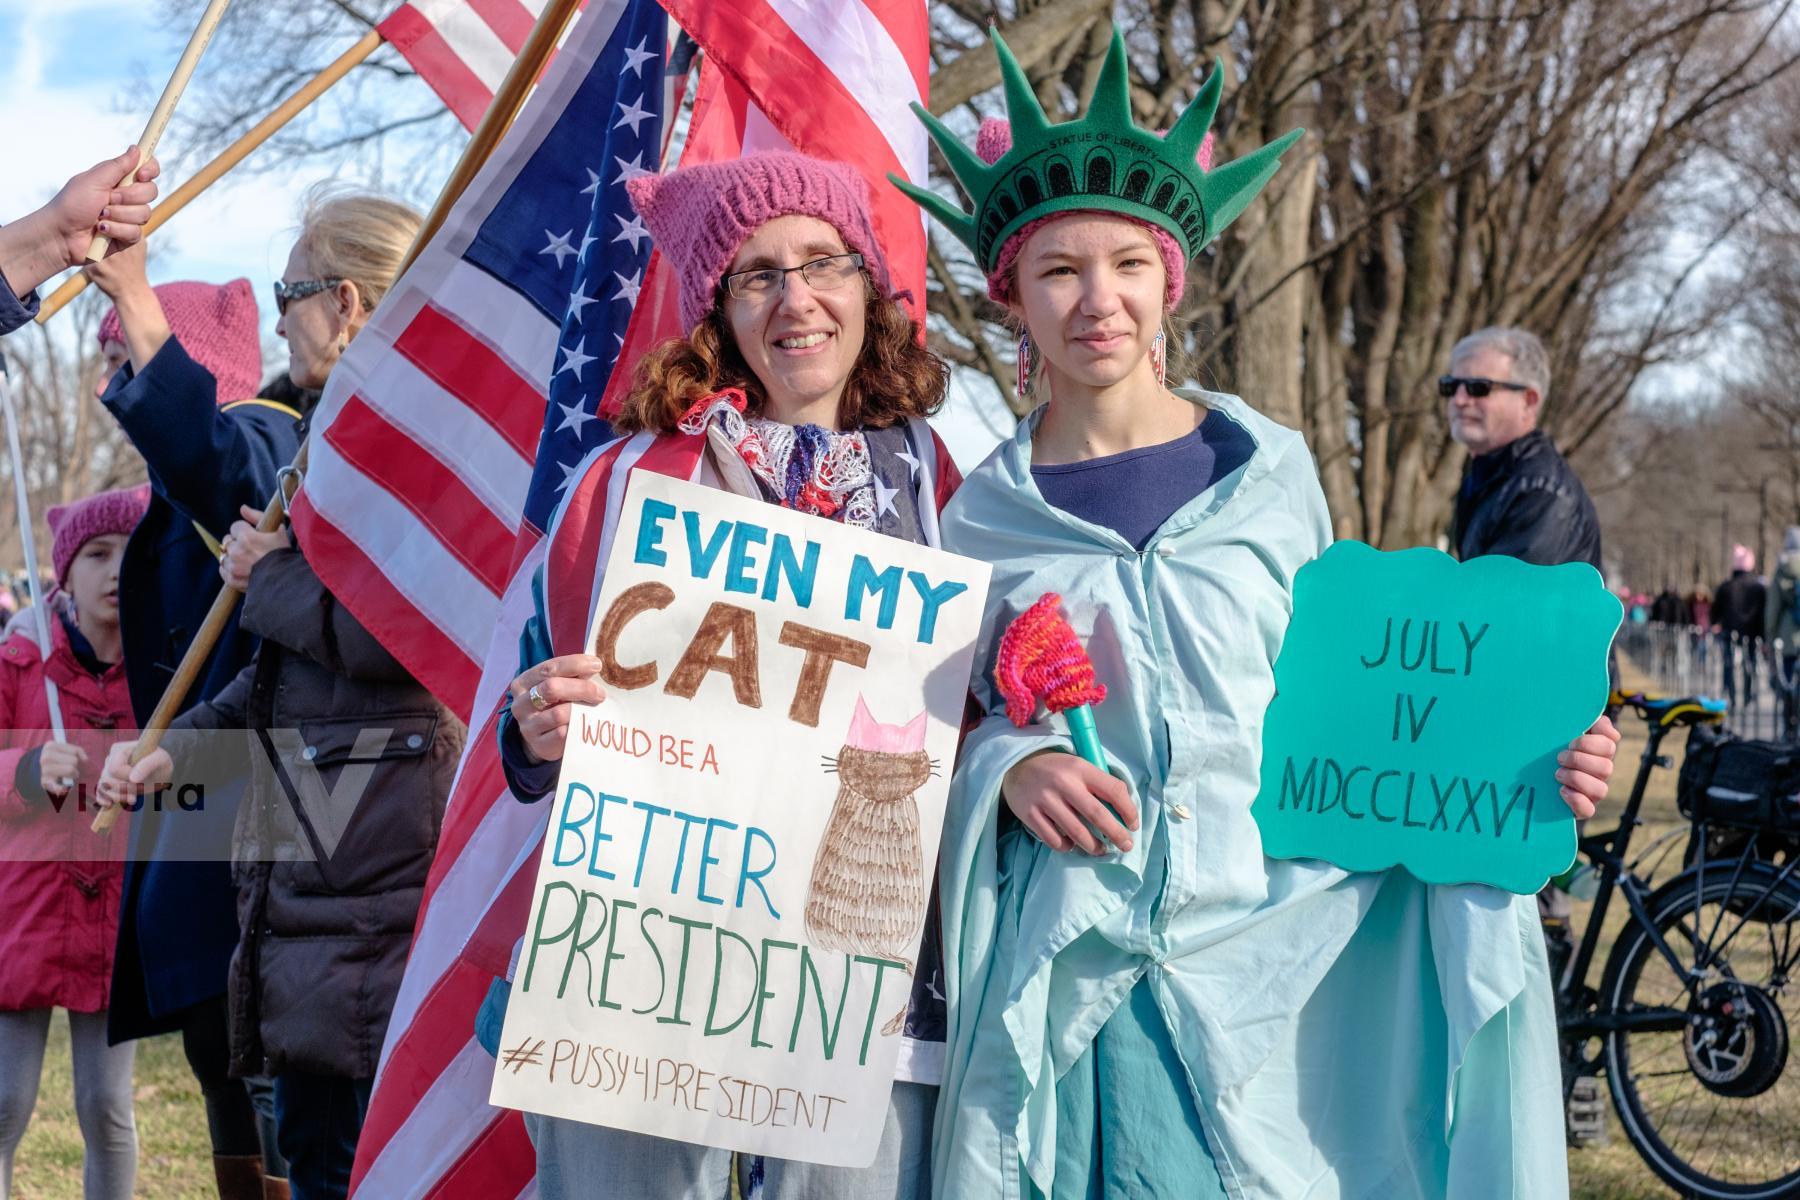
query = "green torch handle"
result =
(1064, 703, 1105, 770)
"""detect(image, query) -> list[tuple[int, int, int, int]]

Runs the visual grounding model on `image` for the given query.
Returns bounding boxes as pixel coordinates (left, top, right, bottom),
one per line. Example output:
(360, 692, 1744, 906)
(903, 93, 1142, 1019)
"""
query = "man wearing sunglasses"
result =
(1444, 325, 1606, 1047)
(1444, 325, 1602, 572)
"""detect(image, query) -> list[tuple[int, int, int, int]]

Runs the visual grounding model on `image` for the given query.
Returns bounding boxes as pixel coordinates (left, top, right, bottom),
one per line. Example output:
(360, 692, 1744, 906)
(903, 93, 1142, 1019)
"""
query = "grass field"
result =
(8, 671, 1782, 1198)
(11, 1021, 213, 1198)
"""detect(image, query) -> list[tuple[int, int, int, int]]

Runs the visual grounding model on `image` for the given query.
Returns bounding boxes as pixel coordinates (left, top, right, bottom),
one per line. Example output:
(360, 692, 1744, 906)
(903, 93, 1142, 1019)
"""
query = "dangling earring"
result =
(1016, 329, 1035, 400)
(1150, 328, 1167, 388)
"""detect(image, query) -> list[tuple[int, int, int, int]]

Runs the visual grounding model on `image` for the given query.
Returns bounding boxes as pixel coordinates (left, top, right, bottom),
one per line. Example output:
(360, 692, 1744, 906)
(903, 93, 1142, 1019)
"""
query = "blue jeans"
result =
(272, 1073, 372, 1200)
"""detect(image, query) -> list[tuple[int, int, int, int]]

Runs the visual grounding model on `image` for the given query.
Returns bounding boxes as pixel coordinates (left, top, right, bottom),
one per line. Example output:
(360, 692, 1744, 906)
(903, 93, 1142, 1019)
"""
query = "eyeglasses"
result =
(1438, 375, 1530, 399)
(272, 278, 343, 316)
(722, 253, 865, 301)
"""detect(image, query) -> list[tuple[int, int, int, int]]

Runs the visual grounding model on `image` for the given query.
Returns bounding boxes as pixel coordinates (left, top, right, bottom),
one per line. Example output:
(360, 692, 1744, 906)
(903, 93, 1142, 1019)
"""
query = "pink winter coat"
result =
(0, 614, 134, 1012)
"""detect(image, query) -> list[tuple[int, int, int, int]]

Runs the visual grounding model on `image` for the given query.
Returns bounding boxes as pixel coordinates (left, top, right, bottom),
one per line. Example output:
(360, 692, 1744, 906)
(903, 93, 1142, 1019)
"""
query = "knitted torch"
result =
(995, 592, 1107, 768)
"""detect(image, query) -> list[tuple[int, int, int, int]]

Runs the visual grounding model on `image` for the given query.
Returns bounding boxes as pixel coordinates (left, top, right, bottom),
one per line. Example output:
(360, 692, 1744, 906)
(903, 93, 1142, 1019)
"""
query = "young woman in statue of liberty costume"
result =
(892, 28, 1621, 1199)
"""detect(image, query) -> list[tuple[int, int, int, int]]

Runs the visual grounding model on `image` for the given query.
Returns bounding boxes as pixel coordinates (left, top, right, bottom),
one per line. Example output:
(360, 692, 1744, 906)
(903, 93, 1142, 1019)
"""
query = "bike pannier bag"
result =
(1677, 724, 1800, 833)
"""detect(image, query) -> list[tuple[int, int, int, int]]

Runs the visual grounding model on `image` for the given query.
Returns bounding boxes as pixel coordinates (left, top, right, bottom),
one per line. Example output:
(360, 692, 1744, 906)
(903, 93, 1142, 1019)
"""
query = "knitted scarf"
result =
(677, 389, 877, 528)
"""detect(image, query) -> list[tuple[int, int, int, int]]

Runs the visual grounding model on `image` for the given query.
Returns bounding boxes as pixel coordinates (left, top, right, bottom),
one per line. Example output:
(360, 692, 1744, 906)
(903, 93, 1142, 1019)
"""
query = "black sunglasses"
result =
(1438, 375, 1530, 399)
(272, 278, 344, 316)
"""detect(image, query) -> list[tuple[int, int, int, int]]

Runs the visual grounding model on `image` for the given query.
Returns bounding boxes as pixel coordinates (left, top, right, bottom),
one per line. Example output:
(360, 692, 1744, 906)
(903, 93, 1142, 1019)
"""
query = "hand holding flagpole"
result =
(81, 0, 235, 263)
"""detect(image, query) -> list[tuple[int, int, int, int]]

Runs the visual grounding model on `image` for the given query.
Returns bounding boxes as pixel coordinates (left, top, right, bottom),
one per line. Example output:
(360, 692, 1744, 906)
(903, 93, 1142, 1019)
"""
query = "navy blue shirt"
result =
(1032, 408, 1255, 549)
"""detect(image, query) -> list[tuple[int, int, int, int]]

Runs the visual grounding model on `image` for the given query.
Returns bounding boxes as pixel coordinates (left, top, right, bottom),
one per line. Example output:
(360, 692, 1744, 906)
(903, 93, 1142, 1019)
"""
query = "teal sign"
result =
(1251, 541, 1621, 894)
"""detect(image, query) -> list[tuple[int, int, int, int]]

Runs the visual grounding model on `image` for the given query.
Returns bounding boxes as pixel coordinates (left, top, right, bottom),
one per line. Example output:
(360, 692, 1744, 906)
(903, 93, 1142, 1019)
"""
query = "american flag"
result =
(305, 1, 932, 1195)
(291, 0, 681, 721)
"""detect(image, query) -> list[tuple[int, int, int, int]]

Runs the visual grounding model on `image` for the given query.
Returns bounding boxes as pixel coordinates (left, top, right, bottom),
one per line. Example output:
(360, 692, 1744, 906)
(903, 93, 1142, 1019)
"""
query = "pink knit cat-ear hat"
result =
(624, 151, 894, 332)
(46, 485, 151, 584)
(97, 279, 263, 404)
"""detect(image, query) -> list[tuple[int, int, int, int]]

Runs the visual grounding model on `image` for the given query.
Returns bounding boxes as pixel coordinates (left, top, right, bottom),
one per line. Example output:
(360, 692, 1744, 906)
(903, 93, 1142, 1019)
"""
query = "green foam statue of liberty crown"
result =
(892, 24, 1304, 274)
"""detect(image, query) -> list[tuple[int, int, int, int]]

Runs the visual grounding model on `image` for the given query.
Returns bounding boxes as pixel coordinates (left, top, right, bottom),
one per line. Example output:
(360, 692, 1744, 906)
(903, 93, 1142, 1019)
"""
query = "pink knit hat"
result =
(624, 152, 894, 332)
(98, 279, 262, 405)
(1733, 544, 1756, 573)
(46, 485, 151, 584)
(975, 119, 1213, 310)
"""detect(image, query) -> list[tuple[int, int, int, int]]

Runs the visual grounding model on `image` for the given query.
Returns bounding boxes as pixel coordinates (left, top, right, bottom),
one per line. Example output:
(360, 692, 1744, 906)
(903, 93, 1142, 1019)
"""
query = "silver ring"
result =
(527, 683, 548, 712)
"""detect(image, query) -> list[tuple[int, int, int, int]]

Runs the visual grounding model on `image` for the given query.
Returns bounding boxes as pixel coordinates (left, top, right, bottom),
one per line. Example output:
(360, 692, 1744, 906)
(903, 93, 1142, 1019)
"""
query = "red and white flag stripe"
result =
(297, 275, 548, 715)
(380, 0, 560, 129)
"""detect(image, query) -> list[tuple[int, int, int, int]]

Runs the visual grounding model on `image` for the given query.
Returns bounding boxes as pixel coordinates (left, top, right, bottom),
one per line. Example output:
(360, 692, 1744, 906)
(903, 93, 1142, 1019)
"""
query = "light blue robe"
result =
(934, 390, 1566, 1200)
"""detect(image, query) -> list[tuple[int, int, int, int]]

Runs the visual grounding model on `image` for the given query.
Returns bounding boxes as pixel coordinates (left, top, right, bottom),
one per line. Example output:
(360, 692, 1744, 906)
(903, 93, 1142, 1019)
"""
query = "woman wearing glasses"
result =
(485, 151, 958, 1199)
(268, 191, 421, 393)
(84, 249, 300, 1199)
(96, 189, 468, 1200)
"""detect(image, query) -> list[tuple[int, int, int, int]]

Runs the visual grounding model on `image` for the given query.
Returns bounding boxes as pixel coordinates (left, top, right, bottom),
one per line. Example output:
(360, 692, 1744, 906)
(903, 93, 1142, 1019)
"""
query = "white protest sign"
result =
(490, 471, 990, 1166)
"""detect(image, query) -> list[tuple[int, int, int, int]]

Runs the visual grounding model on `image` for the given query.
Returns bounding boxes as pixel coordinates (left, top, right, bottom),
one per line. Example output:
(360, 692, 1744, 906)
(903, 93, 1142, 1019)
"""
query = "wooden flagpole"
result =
(83, 0, 236, 263)
(0, 353, 72, 789)
(38, 30, 385, 326)
(93, 0, 588, 833)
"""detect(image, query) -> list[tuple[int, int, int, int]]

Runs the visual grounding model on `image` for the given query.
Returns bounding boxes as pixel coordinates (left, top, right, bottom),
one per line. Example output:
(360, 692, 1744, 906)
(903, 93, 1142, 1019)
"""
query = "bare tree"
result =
(152, 0, 463, 192)
(150, 0, 1800, 555)
(0, 292, 147, 575)
(1583, 396, 1782, 591)
(919, 0, 1800, 548)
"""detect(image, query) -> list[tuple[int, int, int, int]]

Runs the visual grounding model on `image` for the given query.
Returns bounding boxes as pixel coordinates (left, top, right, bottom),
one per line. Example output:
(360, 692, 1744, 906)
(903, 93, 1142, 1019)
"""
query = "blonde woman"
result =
(99, 192, 467, 1200)
(86, 243, 300, 1200)
(271, 189, 421, 391)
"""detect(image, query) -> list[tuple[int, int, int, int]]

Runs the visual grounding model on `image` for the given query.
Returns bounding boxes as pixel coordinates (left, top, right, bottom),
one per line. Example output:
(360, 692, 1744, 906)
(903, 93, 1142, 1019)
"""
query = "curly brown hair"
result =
(615, 285, 947, 434)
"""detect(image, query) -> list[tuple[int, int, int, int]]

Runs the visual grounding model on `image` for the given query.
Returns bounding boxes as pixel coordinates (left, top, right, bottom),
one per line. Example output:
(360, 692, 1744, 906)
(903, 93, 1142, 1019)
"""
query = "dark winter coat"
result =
(0, 272, 37, 336)
(1714, 571, 1766, 639)
(1650, 589, 1692, 626)
(101, 337, 305, 1042)
(1765, 552, 1800, 649)
(0, 615, 133, 1012)
(168, 543, 464, 1079)
(1451, 429, 1603, 570)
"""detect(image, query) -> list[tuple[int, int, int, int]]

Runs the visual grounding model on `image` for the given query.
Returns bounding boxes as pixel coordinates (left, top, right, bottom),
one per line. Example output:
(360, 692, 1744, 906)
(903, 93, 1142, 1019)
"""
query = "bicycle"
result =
(1555, 691, 1800, 1199)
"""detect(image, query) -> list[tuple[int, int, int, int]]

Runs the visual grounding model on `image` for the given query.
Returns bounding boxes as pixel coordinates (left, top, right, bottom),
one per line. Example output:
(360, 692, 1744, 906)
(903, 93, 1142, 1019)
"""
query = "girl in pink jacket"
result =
(0, 486, 146, 1200)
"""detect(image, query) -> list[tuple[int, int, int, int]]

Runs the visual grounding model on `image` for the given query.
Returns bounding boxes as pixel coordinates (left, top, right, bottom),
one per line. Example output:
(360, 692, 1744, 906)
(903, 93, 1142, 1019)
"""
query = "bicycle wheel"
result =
(1602, 868, 1800, 1198)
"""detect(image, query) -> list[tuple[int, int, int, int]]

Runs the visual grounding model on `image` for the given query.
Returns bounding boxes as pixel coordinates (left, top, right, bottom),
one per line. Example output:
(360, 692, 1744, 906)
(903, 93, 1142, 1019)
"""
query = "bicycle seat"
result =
(1610, 690, 1728, 727)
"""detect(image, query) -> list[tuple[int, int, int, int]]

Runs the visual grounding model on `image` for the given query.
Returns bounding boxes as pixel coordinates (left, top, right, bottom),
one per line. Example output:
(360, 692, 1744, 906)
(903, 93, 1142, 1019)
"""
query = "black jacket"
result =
(101, 339, 305, 1042)
(1650, 589, 1691, 626)
(1451, 430, 1603, 570)
(170, 544, 464, 1078)
(1714, 571, 1766, 638)
(0, 271, 37, 335)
